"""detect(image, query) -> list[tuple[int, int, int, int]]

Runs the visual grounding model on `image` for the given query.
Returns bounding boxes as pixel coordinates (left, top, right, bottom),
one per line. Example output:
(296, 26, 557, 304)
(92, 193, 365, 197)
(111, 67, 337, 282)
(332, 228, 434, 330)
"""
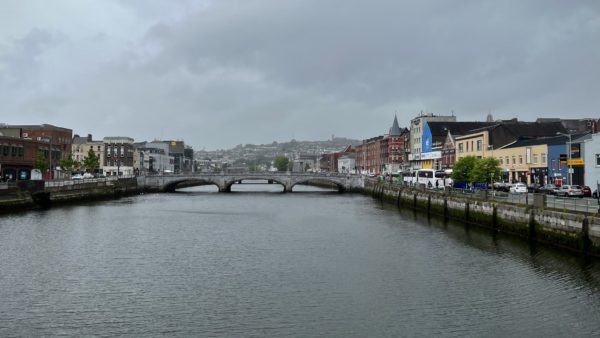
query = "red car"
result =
(581, 185, 592, 197)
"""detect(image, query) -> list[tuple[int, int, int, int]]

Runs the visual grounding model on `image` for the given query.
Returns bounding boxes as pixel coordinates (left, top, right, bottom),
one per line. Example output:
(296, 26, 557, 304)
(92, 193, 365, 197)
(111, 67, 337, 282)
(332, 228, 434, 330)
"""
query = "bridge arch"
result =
(223, 177, 288, 192)
(291, 178, 346, 192)
(163, 178, 220, 192)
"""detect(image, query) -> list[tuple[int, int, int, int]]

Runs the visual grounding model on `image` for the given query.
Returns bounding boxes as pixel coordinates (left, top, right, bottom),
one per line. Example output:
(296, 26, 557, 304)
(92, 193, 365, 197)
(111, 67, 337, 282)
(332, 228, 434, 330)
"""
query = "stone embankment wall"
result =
(43, 178, 139, 204)
(360, 180, 600, 257)
(0, 187, 36, 212)
(0, 178, 139, 212)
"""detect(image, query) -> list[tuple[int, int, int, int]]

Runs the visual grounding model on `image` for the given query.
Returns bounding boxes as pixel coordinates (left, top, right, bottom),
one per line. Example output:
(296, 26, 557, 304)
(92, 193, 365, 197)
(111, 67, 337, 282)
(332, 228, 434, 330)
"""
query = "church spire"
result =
(389, 114, 401, 136)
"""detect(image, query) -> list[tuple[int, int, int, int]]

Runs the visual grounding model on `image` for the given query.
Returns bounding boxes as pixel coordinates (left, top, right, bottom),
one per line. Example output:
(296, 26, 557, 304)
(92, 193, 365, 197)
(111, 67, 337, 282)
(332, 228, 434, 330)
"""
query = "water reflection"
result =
(0, 185, 598, 337)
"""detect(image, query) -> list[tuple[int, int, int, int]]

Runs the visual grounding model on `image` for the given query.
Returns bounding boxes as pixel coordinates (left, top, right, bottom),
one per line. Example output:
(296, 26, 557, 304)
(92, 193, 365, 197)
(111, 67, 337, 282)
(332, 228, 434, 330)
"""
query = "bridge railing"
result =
(43, 176, 133, 188)
(144, 172, 358, 178)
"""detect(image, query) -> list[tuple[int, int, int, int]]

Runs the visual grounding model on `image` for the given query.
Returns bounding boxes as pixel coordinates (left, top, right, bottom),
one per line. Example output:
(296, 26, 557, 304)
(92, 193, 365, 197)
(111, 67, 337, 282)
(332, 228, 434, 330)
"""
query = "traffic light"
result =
(559, 154, 567, 164)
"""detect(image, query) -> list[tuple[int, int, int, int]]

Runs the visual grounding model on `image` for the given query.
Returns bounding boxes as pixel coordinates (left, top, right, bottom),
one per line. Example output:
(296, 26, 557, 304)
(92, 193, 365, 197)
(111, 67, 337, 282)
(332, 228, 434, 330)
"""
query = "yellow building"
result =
(456, 131, 549, 185)
(493, 143, 548, 185)
(455, 131, 493, 159)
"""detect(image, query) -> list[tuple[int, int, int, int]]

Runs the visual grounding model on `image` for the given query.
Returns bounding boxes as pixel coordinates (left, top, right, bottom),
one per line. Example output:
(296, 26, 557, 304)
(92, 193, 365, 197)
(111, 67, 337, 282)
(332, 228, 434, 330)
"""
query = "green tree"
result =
(451, 156, 478, 183)
(248, 163, 260, 173)
(59, 152, 76, 174)
(82, 149, 100, 173)
(470, 157, 502, 184)
(33, 151, 48, 173)
(273, 156, 290, 172)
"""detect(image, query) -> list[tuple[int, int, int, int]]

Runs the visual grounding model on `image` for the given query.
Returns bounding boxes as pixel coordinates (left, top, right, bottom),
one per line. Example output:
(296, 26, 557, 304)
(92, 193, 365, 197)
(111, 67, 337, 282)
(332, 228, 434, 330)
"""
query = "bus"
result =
(403, 169, 452, 188)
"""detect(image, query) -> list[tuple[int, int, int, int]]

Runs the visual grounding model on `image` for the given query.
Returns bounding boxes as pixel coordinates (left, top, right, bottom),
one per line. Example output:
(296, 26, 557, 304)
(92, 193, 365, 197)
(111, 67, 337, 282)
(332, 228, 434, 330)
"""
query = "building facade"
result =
(408, 113, 456, 170)
(72, 134, 105, 174)
(1, 124, 72, 179)
(103, 137, 135, 176)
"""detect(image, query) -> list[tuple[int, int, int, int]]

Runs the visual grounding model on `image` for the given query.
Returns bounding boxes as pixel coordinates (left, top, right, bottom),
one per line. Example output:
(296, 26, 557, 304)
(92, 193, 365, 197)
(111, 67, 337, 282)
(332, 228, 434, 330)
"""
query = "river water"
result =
(1, 183, 599, 337)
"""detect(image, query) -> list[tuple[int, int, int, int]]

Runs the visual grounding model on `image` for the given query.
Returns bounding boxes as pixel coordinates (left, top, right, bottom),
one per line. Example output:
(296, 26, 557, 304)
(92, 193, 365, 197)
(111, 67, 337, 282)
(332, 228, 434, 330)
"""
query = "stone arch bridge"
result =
(140, 172, 364, 193)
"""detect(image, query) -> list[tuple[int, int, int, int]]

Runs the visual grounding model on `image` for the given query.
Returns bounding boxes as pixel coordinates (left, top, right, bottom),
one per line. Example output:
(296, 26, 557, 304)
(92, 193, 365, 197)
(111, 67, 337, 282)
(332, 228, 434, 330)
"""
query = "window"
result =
(512, 156, 516, 164)
(476, 140, 482, 151)
(596, 154, 600, 166)
(458, 143, 464, 153)
(542, 153, 547, 164)
(499, 158, 503, 165)
(18, 146, 24, 157)
(533, 154, 538, 163)
(505, 156, 509, 164)
(519, 155, 523, 164)
(11, 146, 18, 157)
(2, 145, 8, 156)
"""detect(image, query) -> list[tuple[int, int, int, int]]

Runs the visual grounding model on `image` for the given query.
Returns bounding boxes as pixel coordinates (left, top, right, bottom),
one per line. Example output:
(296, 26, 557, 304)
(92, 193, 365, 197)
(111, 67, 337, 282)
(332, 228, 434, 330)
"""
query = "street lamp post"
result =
(557, 132, 572, 185)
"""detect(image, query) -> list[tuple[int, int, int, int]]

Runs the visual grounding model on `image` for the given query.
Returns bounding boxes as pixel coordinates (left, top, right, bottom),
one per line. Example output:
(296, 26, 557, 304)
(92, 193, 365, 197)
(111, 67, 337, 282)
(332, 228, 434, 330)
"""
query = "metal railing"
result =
(546, 195, 600, 213)
(381, 181, 599, 212)
(44, 176, 123, 188)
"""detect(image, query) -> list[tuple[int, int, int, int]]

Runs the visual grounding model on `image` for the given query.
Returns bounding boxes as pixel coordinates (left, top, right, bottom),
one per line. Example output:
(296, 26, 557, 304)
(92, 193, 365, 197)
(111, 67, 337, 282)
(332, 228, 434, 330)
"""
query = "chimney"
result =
(87, 134, 92, 142)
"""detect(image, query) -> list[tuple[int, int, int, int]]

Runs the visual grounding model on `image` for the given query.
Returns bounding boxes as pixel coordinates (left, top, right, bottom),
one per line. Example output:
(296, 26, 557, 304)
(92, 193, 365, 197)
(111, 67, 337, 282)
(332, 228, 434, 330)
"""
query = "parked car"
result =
(71, 174, 83, 180)
(82, 173, 94, 179)
(509, 183, 527, 193)
(556, 185, 584, 198)
(581, 185, 592, 197)
(537, 184, 558, 195)
(493, 182, 511, 192)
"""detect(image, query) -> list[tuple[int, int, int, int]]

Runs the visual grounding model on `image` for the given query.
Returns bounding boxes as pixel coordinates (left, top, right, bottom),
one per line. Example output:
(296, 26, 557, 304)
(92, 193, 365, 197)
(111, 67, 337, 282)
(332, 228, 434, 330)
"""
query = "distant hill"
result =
(195, 137, 361, 163)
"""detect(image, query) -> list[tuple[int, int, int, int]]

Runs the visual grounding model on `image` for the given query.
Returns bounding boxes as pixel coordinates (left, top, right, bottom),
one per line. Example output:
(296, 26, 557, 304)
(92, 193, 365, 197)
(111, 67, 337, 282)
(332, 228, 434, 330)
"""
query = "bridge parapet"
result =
(139, 172, 363, 193)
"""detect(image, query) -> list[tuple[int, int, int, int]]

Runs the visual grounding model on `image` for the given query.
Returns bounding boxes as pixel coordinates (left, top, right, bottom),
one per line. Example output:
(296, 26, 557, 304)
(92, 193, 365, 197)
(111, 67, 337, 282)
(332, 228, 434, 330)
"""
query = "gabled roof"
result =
(426, 121, 496, 137)
(500, 121, 566, 138)
(503, 132, 589, 148)
(465, 121, 567, 138)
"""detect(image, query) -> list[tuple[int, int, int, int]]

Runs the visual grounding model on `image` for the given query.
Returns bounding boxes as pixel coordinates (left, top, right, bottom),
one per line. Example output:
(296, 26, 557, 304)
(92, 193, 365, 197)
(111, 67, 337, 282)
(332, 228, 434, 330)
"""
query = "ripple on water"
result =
(1, 186, 599, 337)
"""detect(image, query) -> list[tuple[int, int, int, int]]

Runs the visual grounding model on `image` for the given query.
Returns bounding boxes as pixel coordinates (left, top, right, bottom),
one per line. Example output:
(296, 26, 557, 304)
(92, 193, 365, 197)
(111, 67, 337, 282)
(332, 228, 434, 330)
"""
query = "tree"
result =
(273, 156, 290, 172)
(59, 153, 76, 174)
(82, 149, 100, 173)
(451, 156, 478, 183)
(33, 151, 48, 173)
(470, 157, 502, 184)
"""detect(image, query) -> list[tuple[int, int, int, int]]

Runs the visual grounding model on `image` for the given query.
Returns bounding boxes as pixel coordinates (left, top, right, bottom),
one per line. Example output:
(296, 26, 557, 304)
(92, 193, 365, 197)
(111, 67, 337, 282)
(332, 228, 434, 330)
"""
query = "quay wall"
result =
(0, 178, 140, 212)
(363, 180, 600, 257)
(0, 187, 35, 212)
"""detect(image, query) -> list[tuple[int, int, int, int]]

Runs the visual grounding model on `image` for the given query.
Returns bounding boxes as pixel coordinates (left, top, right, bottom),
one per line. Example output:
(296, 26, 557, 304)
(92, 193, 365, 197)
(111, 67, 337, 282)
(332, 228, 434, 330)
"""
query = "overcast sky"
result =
(1, 1, 599, 150)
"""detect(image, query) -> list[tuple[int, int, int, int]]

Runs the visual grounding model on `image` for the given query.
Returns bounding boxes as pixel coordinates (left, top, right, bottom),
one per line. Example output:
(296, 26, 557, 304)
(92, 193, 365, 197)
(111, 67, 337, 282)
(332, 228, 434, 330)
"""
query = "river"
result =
(1, 183, 599, 337)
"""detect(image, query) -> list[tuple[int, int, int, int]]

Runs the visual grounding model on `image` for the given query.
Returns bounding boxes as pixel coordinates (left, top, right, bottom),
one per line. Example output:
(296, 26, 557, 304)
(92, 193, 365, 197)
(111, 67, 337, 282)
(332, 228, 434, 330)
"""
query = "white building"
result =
(583, 133, 600, 191)
(409, 112, 456, 170)
(338, 155, 356, 174)
(134, 142, 174, 174)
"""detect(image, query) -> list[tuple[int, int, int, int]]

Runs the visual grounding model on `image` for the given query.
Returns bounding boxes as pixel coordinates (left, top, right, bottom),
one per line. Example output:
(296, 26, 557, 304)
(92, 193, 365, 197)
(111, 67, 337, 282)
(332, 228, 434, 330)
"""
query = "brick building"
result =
(1, 124, 72, 180)
(355, 116, 409, 175)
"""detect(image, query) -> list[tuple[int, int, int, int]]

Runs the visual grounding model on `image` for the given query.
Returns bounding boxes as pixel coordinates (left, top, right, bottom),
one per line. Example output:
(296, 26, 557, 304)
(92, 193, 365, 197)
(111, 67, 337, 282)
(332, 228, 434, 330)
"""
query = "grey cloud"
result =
(0, 28, 64, 87)
(1, 0, 599, 149)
